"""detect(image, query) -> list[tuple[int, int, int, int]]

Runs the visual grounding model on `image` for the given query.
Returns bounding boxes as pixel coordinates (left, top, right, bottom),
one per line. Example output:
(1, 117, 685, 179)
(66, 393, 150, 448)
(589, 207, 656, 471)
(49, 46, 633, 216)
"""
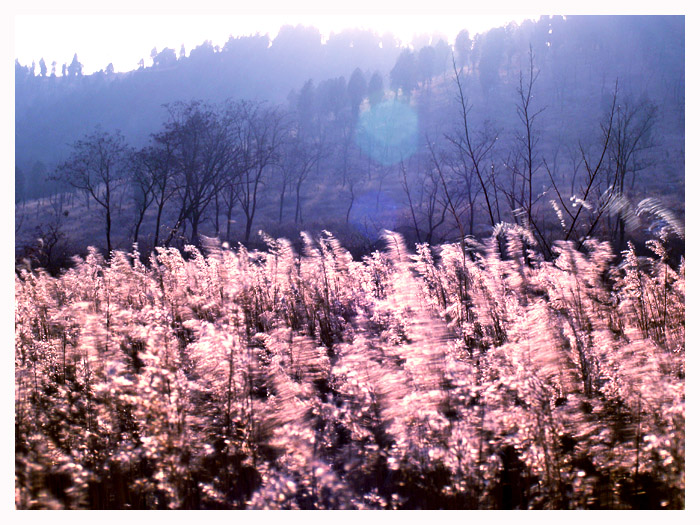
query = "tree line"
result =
(16, 16, 683, 176)
(40, 67, 393, 261)
(19, 55, 678, 272)
(52, 99, 300, 254)
(16, 16, 684, 271)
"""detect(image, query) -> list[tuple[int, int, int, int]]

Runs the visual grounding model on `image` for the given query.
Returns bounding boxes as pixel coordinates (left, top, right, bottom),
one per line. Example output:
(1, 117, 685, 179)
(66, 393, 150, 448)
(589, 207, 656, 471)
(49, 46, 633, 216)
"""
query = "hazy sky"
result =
(11, 1, 684, 75)
(12, 2, 541, 74)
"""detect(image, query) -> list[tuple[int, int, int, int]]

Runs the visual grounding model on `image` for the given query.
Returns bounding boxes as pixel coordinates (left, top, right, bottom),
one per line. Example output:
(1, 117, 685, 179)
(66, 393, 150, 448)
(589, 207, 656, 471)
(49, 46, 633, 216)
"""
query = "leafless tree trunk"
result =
(233, 101, 286, 242)
(447, 55, 498, 230)
(56, 128, 129, 256)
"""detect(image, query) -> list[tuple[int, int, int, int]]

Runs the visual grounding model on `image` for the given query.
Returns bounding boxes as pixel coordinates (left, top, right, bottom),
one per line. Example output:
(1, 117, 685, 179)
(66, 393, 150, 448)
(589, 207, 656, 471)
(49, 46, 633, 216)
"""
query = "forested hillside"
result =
(15, 16, 684, 268)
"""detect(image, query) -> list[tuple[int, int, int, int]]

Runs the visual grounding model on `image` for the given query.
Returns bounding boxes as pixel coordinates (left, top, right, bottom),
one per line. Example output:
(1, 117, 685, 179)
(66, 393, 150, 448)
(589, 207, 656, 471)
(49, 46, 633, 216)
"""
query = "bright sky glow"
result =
(13, 4, 541, 74)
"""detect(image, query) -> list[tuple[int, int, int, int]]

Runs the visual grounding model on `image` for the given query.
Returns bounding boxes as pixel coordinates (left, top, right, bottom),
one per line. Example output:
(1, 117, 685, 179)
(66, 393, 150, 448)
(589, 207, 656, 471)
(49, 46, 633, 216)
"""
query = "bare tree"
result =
(130, 139, 180, 248)
(161, 100, 240, 246)
(233, 101, 287, 242)
(277, 126, 322, 225)
(33, 195, 69, 270)
(502, 46, 552, 256)
(219, 178, 239, 243)
(56, 128, 129, 255)
(446, 56, 498, 230)
(609, 95, 658, 248)
(137, 139, 179, 248)
(546, 83, 618, 247)
(400, 156, 448, 244)
(513, 46, 546, 225)
(427, 140, 467, 249)
(129, 152, 157, 247)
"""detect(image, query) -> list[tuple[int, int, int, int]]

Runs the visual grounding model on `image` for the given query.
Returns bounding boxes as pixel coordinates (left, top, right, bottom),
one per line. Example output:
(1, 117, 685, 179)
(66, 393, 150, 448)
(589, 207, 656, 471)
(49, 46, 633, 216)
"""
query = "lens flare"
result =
(355, 99, 418, 166)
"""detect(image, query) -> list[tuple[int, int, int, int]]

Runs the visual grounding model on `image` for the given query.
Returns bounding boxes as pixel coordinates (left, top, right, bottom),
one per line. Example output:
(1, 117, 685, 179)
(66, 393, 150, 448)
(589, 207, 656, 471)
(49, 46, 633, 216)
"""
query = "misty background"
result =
(14, 15, 684, 269)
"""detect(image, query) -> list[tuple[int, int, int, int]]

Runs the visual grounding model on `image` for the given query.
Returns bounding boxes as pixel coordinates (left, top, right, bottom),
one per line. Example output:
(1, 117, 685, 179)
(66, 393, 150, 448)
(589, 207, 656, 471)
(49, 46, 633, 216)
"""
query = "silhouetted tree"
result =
(277, 125, 322, 224)
(161, 100, 240, 245)
(189, 41, 218, 69)
(546, 84, 618, 248)
(400, 158, 448, 244)
(348, 68, 367, 120)
(296, 79, 316, 137)
(608, 95, 658, 249)
(39, 58, 47, 77)
(153, 48, 177, 68)
(56, 128, 129, 254)
(317, 76, 348, 121)
(31, 199, 68, 270)
(503, 47, 550, 256)
(390, 49, 418, 99)
(417, 46, 436, 88)
(233, 101, 287, 242)
(135, 139, 178, 248)
(446, 60, 498, 230)
(454, 29, 472, 69)
(67, 53, 83, 76)
(128, 152, 157, 247)
(15, 59, 30, 81)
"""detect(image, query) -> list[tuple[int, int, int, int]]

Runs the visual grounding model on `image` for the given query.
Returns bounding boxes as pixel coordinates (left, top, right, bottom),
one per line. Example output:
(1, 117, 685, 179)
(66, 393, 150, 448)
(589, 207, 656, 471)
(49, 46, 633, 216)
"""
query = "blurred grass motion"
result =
(15, 229, 683, 509)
